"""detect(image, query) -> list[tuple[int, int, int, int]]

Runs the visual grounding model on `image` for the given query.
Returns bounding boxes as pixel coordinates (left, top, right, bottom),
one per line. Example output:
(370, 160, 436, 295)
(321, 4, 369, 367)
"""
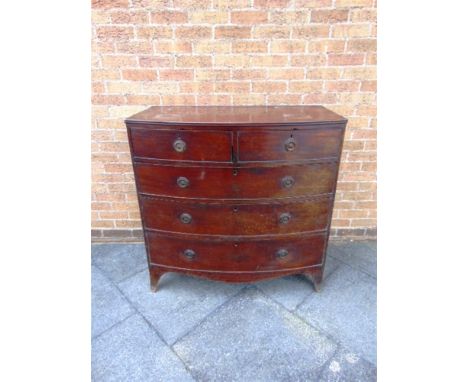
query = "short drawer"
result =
(134, 162, 338, 199)
(237, 128, 343, 162)
(129, 127, 232, 162)
(141, 196, 331, 235)
(147, 231, 326, 272)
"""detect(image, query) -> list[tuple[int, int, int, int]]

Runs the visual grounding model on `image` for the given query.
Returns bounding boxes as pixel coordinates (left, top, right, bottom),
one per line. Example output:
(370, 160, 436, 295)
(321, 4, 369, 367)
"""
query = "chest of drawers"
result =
(125, 106, 347, 292)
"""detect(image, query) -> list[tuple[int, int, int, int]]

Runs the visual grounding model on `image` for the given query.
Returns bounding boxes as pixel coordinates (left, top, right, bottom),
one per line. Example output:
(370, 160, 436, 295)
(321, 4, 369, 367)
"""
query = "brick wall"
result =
(91, 0, 377, 242)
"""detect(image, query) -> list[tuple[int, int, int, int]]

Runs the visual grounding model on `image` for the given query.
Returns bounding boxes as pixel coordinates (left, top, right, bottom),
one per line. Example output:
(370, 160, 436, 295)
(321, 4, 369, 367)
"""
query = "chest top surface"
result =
(125, 105, 346, 126)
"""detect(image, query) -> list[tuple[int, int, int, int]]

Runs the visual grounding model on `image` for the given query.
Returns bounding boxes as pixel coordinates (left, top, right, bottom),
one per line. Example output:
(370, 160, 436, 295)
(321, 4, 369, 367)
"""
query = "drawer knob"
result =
(279, 212, 291, 225)
(177, 176, 190, 188)
(179, 213, 192, 224)
(281, 176, 295, 189)
(284, 137, 296, 152)
(183, 249, 196, 259)
(276, 249, 289, 258)
(173, 138, 186, 153)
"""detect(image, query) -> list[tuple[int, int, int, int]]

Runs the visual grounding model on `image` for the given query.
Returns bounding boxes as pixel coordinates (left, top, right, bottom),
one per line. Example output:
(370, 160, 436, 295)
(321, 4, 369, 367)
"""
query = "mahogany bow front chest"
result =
(125, 106, 347, 292)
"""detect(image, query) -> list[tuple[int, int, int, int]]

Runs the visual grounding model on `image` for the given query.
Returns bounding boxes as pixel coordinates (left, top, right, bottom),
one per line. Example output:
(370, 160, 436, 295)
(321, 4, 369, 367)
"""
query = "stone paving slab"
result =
(173, 287, 337, 382)
(92, 314, 194, 382)
(92, 244, 147, 283)
(330, 241, 377, 278)
(118, 270, 244, 345)
(91, 265, 135, 338)
(319, 346, 377, 382)
(296, 262, 377, 365)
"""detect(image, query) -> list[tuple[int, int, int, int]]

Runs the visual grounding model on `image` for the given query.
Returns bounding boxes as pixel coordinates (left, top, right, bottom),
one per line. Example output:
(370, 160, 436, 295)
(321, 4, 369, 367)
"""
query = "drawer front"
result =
(134, 162, 337, 199)
(237, 128, 343, 162)
(129, 128, 232, 162)
(147, 232, 326, 272)
(141, 196, 331, 235)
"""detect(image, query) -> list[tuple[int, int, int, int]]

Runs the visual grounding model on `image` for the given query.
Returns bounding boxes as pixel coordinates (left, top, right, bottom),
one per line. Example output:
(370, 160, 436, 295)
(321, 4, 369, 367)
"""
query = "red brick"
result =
(311, 10, 349, 23)
(161, 95, 196, 105)
(138, 56, 173, 67)
(295, 0, 332, 6)
(303, 93, 338, 104)
(215, 82, 250, 93)
(215, 26, 251, 39)
(361, 80, 377, 91)
(154, 41, 192, 54)
(232, 41, 268, 53)
(253, 26, 290, 39)
(270, 11, 309, 24)
(291, 55, 326, 67)
(271, 40, 306, 53)
(176, 55, 212, 67)
(110, 11, 148, 24)
(252, 81, 287, 93)
(254, 0, 292, 6)
(122, 69, 156, 80)
(101, 55, 137, 68)
(231, 11, 268, 24)
(328, 54, 365, 66)
(151, 11, 187, 24)
(92, 95, 125, 105)
(289, 81, 323, 92)
(325, 80, 360, 91)
(269, 68, 304, 80)
(177, 81, 210, 93)
(197, 95, 232, 105)
(96, 26, 134, 40)
(292, 26, 330, 38)
(173, 0, 212, 7)
(267, 94, 302, 104)
(232, 69, 267, 80)
(347, 39, 377, 52)
(115, 41, 152, 54)
(136, 26, 172, 39)
(92, 0, 128, 9)
(190, 11, 228, 23)
(175, 26, 211, 39)
(335, 0, 373, 7)
(125, 95, 161, 106)
(160, 69, 194, 81)
(195, 69, 231, 80)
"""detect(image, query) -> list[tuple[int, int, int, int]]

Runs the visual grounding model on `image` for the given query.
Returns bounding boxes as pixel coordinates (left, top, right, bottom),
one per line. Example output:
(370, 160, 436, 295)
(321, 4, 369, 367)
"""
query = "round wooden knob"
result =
(179, 213, 192, 224)
(177, 176, 190, 188)
(173, 138, 186, 153)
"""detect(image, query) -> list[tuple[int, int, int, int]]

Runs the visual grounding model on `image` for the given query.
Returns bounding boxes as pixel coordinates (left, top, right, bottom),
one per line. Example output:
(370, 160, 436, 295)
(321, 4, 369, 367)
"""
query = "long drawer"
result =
(134, 162, 338, 199)
(146, 231, 326, 272)
(141, 195, 331, 235)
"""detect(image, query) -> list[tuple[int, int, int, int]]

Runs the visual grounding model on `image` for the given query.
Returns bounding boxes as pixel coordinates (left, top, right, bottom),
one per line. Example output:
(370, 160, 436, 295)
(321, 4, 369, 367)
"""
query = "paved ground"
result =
(92, 240, 376, 382)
